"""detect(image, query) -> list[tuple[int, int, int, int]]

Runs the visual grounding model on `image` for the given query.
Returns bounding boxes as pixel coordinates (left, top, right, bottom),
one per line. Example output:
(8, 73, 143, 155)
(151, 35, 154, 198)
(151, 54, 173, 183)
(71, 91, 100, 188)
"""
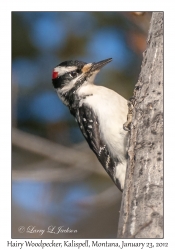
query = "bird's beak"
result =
(81, 58, 112, 74)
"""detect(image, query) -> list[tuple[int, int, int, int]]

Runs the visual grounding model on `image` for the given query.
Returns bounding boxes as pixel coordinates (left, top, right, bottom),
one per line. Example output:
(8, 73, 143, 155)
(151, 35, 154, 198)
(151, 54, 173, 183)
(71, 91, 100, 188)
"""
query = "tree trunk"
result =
(117, 12, 163, 238)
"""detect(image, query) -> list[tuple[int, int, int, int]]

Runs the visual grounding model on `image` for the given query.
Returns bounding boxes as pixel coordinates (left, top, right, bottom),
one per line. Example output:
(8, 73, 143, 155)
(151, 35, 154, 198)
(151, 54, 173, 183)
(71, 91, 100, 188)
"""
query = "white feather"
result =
(54, 66, 77, 76)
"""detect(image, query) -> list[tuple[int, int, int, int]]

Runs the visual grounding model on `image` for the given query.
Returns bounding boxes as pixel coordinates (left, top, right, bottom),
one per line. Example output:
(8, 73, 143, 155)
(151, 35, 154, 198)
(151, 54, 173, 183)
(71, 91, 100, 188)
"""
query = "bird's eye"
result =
(69, 71, 77, 78)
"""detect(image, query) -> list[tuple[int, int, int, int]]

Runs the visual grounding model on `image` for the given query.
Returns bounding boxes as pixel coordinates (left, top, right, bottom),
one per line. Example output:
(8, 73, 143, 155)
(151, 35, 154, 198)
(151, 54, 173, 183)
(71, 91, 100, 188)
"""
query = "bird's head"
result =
(52, 58, 112, 103)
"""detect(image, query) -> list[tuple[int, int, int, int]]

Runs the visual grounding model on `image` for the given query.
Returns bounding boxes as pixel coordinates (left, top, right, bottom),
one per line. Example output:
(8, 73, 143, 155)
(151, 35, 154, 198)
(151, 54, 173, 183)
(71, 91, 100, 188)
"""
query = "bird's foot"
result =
(123, 97, 135, 131)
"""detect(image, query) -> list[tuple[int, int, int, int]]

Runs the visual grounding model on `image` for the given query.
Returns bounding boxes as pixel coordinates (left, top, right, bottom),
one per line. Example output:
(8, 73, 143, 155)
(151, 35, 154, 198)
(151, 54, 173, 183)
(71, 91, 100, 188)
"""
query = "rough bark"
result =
(117, 12, 163, 238)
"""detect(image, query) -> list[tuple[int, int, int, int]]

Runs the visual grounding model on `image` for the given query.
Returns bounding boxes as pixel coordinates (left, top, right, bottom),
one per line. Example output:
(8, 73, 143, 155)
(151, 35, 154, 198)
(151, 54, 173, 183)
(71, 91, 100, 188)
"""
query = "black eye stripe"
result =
(52, 68, 82, 89)
(69, 71, 77, 77)
(69, 68, 83, 78)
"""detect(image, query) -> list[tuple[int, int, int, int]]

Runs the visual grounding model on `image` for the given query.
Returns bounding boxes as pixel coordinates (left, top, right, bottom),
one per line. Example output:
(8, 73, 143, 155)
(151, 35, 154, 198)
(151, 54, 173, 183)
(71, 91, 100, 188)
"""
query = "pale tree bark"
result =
(117, 12, 163, 238)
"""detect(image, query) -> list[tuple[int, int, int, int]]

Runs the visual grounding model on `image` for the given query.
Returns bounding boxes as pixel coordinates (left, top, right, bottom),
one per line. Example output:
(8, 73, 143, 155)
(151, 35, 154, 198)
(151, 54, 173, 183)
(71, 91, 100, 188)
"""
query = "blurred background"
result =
(12, 11, 152, 238)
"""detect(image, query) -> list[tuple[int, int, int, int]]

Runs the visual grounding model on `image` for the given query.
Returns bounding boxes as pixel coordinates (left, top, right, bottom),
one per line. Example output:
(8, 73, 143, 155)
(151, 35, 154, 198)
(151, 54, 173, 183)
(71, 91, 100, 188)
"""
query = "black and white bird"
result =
(52, 58, 128, 192)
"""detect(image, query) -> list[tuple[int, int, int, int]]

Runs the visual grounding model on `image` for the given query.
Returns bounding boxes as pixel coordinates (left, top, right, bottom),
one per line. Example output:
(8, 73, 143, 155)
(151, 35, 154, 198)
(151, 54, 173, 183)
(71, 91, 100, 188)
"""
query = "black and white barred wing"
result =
(75, 103, 122, 191)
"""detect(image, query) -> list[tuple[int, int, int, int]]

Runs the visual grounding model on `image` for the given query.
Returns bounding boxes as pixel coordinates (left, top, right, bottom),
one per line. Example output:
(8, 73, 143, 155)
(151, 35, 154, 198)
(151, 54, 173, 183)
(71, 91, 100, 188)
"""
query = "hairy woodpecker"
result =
(52, 58, 128, 191)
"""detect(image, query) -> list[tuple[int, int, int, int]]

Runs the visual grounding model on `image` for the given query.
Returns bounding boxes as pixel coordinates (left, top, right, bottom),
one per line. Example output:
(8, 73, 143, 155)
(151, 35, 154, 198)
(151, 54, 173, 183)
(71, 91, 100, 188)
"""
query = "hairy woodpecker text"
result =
(52, 58, 128, 192)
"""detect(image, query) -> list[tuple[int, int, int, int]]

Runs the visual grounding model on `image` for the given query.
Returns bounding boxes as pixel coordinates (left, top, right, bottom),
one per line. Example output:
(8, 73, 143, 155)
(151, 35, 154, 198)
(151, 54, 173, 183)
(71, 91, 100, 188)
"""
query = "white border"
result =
(1, 1, 175, 248)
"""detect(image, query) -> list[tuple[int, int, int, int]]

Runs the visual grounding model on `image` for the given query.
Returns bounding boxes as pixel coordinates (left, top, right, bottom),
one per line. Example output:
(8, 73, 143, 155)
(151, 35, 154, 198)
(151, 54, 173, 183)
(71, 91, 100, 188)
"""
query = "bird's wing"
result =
(74, 103, 122, 190)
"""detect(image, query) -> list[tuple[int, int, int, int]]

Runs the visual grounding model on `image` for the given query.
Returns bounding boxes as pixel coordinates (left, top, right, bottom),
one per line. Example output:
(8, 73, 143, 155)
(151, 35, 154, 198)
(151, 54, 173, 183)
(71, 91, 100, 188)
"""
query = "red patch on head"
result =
(52, 71, 59, 79)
